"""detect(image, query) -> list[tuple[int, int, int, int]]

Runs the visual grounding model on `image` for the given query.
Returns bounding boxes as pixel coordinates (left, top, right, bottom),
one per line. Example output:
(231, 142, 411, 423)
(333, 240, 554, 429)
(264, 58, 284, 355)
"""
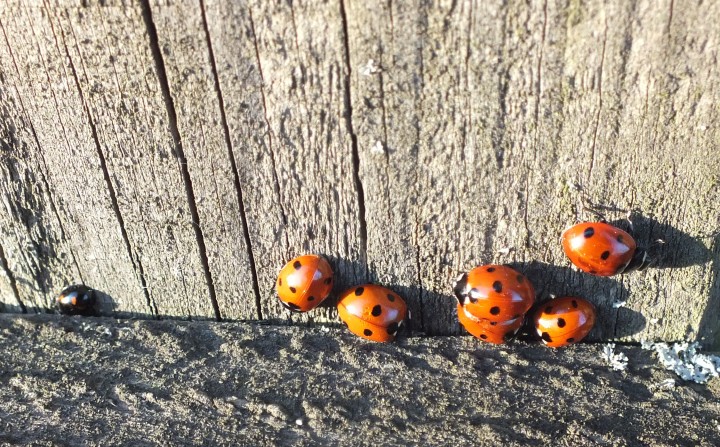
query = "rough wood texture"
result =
(1, 0, 719, 346)
(202, 0, 365, 324)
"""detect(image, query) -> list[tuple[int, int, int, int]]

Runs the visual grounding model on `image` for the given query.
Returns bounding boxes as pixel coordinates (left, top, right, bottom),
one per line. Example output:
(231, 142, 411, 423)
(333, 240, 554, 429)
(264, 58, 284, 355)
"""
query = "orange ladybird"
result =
(276, 254, 333, 312)
(453, 265, 535, 322)
(456, 304, 523, 344)
(534, 296, 596, 348)
(561, 221, 649, 276)
(337, 284, 407, 342)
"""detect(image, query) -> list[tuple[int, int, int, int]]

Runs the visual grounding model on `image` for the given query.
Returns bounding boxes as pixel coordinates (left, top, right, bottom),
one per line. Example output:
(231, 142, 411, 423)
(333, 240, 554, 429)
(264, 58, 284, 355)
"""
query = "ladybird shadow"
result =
(699, 232, 720, 349)
(506, 261, 646, 342)
(613, 213, 720, 348)
(0, 302, 25, 314)
(91, 289, 117, 317)
(610, 212, 713, 269)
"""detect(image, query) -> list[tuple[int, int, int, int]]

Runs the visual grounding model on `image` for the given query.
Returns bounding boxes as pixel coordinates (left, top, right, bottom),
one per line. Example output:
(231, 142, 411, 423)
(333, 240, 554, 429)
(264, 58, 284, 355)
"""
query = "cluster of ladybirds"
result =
(276, 255, 407, 342)
(55, 220, 652, 348)
(275, 221, 653, 347)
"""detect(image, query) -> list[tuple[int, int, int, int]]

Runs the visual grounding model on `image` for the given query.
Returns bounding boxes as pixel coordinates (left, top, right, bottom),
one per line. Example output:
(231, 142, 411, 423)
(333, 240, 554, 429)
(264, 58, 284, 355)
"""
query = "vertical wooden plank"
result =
(205, 0, 365, 322)
(146, 0, 259, 320)
(0, 81, 78, 313)
(344, 0, 425, 330)
(45, 0, 217, 318)
(1, 2, 147, 315)
(553, 0, 720, 343)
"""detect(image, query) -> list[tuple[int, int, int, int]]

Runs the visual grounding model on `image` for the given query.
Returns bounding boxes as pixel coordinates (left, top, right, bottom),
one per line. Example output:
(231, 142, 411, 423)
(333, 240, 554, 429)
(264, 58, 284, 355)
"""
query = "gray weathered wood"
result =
(51, 1, 217, 318)
(147, 0, 259, 320)
(0, 0, 718, 346)
(204, 0, 365, 323)
(0, 2, 145, 316)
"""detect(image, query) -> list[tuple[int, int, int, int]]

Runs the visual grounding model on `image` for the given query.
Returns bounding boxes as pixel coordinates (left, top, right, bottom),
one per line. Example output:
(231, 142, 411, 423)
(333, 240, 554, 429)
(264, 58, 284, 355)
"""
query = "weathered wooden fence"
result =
(1, 0, 719, 346)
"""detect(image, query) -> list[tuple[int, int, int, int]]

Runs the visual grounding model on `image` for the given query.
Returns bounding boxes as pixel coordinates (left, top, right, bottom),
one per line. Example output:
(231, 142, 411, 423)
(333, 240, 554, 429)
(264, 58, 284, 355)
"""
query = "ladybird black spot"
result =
(567, 338, 575, 343)
(487, 267, 496, 272)
(363, 329, 373, 336)
(387, 321, 399, 335)
(293, 260, 302, 269)
(371, 305, 382, 317)
(572, 300, 578, 308)
(516, 274, 524, 283)
(281, 301, 301, 312)
(545, 306, 553, 314)
(480, 334, 488, 340)
(355, 287, 364, 296)
(617, 234, 624, 243)
(387, 294, 396, 302)
(557, 318, 566, 328)
(308, 296, 315, 301)
(601, 250, 611, 260)
(492, 281, 502, 293)
(490, 306, 501, 315)
(289, 287, 297, 293)
(324, 277, 332, 285)
(541, 332, 552, 343)
(583, 227, 595, 238)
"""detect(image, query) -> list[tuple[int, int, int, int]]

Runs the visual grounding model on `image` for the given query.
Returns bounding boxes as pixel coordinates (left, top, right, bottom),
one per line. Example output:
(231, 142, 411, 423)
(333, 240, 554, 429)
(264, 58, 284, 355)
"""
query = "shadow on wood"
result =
(508, 261, 646, 342)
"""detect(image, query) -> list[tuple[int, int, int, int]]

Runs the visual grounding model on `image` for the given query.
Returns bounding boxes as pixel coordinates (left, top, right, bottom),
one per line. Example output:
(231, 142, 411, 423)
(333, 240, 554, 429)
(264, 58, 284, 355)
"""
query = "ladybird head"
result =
(453, 273, 469, 304)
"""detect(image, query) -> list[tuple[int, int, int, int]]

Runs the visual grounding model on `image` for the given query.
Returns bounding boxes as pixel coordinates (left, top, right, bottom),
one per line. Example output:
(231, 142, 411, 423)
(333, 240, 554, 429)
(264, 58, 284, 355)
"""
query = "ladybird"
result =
(534, 296, 596, 348)
(56, 285, 98, 316)
(453, 265, 535, 322)
(456, 303, 523, 344)
(276, 254, 334, 312)
(337, 284, 407, 342)
(561, 221, 649, 276)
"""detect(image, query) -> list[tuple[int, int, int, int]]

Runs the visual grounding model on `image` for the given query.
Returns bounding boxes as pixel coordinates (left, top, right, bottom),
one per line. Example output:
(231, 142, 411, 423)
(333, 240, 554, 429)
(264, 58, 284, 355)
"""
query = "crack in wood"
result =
(524, 0, 549, 252)
(493, 5, 510, 170)
(141, 0, 221, 321)
(199, 0, 263, 321)
(587, 22, 608, 183)
(247, 7, 290, 253)
(339, 0, 368, 264)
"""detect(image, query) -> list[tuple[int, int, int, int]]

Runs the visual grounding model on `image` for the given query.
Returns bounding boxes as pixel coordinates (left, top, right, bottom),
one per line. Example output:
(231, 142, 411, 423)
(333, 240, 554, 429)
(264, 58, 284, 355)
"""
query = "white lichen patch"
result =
(361, 58, 382, 76)
(371, 140, 385, 154)
(602, 344, 629, 371)
(612, 300, 627, 309)
(644, 341, 720, 384)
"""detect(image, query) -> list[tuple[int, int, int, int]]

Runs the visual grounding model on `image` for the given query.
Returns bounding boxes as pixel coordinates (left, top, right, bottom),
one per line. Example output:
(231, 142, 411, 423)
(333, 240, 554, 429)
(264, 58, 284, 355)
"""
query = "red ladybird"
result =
(561, 221, 649, 276)
(453, 265, 535, 322)
(337, 284, 407, 342)
(276, 254, 333, 312)
(534, 296, 596, 348)
(456, 304, 523, 344)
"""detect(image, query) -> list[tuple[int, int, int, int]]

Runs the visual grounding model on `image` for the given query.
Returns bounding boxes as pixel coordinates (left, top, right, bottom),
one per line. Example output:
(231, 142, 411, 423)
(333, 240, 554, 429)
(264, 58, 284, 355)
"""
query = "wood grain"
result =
(147, 0, 259, 320)
(0, 2, 145, 316)
(52, 0, 217, 318)
(0, 0, 718, 346)
(204, 0, 365, 323)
